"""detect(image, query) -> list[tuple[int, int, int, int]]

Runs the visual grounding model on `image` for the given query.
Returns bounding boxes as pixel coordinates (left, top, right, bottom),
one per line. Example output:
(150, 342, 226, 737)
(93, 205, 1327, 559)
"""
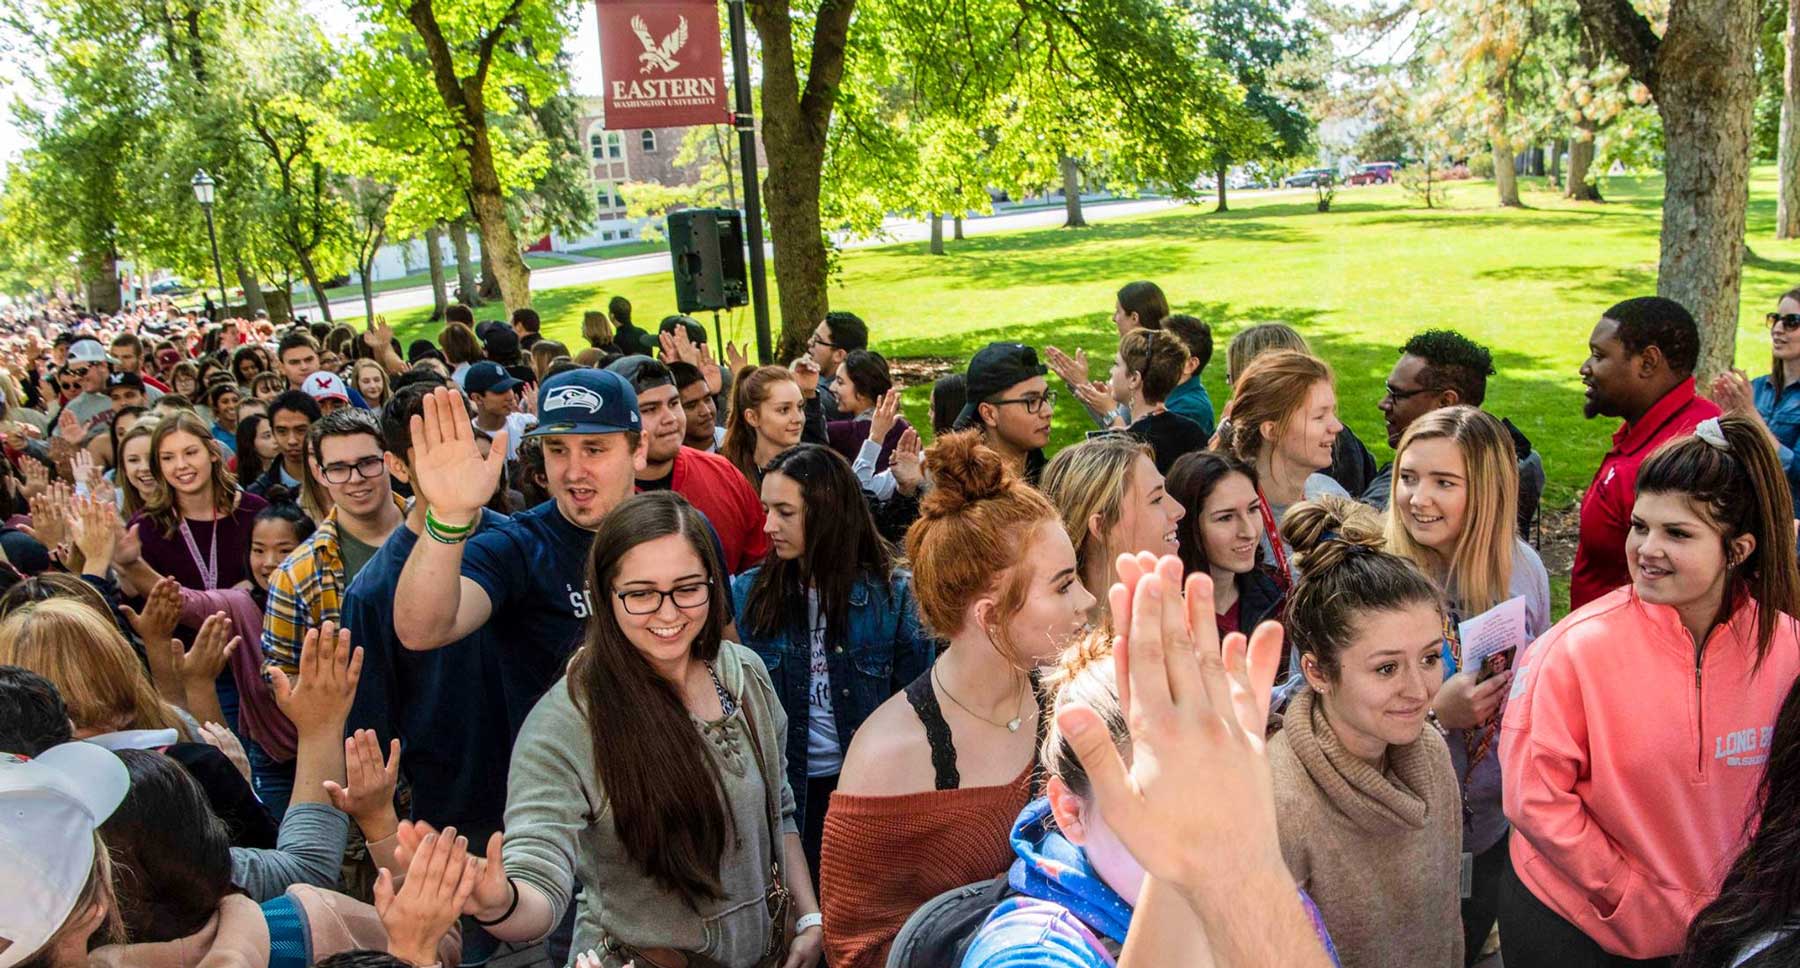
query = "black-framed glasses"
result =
(318, 455, 386, 484)
(615, 580, 712, 615)
(1768, 312, 1800, 332)
(989, 389, 1058, 414)
(1382, 383, 1433, 402)
(807, 334, 835, 349)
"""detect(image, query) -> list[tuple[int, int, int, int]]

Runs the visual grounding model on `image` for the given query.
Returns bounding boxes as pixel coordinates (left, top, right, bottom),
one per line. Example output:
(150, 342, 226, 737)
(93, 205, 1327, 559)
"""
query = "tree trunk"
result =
(1494, 142, 1523, 206)
(297, 251, 333, 324)
(406, 0, 532, 313)
(1549, 138, 1565, 188)
(746, 0, 857, 361)
(83, 251, 122, 314)
(1061, 155, 1087, 227)
(1778, 0, 1800, 238)
(953, 215, 964, 239)
(1579, 0, 1758, 382)
(1215, 163, 1230, 212)
(1567, 128, 1600, 199)
(425, 223, 450, 321)
(929, 213, 945, 255)
(234, 258, 267, 317)
(449, 218, 481, 306)
(478, 235, 502, 302)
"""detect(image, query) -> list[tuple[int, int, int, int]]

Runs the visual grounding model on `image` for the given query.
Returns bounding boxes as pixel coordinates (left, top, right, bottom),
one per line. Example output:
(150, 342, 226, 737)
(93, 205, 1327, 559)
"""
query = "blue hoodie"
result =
(962, 798, 1343, 968)
(961, 798, 1130, 968)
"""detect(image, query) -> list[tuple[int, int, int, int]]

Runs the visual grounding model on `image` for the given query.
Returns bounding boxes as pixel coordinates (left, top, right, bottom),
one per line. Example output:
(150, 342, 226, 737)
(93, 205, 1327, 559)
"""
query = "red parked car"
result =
(1347, 162, 1399, 185)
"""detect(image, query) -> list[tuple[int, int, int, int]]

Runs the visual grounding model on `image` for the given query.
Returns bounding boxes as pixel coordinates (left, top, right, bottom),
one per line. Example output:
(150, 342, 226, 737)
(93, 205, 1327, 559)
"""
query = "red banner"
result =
(596, 0, 729, 129)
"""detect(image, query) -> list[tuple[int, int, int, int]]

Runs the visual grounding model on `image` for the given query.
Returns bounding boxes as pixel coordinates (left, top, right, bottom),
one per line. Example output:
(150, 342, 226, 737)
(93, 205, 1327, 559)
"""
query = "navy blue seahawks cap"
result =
(525, 368, 640, 437)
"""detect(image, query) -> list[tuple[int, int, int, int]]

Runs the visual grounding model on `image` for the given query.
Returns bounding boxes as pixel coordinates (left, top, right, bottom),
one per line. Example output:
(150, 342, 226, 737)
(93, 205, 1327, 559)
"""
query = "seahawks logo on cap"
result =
(545, 386, 603, 413)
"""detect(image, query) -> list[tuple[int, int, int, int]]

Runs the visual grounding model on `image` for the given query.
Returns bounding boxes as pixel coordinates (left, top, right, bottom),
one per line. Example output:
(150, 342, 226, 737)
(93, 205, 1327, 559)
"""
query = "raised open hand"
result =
(724, 340, 750, 376)
(1058, 554, 1286, 900)
(121, 576, 183, 644)
(269, 621, 363, 736)
(56, 406, 84, 445)
(890, 428, 923, 495)
(18, 457, 48, 499)
(197, 722, 252, 784)
(179, 611, 240, 685)
(394, 821, 512, 921)
(868, 387, 902, 444)
(375, 827, 476, 967)
(26, 481, 72, 550)
(365, 316, 396, 351)
(114, 522, 143, 568)
(408, 387, 506, 524)
(1044, 345, 1090, 386)
(65, 494, 121, 570)
(324, 729, 402, 837)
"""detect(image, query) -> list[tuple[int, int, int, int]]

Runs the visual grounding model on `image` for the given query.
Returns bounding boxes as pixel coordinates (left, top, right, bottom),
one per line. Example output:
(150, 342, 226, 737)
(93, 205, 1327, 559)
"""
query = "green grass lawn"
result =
(356, 165, 1800, 518)
(569, 240, 665, 260)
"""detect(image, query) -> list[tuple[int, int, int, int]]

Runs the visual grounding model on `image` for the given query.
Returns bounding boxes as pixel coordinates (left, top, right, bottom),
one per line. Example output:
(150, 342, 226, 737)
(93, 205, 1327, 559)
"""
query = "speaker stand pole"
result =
(711, 310, 724, 364)
(726, 0, 772, 365)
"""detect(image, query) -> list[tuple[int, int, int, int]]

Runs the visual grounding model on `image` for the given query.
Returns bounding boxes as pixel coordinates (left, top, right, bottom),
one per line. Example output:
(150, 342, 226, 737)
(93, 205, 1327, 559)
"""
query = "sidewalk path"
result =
(324, 195, 1214, 320)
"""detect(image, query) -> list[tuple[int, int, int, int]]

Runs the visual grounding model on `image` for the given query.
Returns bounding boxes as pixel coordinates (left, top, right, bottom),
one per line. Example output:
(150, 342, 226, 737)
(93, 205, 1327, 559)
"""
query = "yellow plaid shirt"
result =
(260, 496, 407, 678)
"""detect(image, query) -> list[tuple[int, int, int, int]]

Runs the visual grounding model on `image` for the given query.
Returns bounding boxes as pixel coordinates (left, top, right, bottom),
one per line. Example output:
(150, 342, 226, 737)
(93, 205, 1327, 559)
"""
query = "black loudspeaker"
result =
(667, 208, 750, 313)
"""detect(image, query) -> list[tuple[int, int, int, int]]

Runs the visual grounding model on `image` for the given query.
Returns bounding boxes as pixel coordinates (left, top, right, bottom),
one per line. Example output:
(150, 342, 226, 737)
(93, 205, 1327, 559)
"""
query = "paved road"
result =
(321, 195, 1208, 321)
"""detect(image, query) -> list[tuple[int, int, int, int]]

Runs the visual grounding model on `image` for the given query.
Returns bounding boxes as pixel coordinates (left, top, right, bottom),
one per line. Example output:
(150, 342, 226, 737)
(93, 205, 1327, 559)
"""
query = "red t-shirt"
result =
(1216, 599, 1242, 639)
(661, 446, 769, 574)
(1570, 378, 1719, 609)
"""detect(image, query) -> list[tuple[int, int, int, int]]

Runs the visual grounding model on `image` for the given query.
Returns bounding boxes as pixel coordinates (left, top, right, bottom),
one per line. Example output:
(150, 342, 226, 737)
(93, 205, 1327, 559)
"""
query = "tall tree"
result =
(1779, 0, 1800, 237)
(1577, 0, 1759, 378)
(1189, 0, 1319, 212)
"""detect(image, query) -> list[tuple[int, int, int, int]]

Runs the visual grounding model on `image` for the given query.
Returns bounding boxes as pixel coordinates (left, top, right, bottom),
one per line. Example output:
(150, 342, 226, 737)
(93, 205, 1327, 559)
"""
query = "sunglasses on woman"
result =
(1767, 312, 1800, 331)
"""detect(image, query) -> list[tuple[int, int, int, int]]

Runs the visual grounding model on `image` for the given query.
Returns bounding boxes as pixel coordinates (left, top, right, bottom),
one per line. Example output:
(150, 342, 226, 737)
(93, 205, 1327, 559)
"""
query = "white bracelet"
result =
(795, 912, 823, 933)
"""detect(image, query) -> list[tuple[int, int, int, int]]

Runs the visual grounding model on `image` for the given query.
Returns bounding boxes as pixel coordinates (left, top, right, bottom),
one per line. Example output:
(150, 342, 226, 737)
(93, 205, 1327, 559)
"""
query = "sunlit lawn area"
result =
(362, 165, 1800, 524)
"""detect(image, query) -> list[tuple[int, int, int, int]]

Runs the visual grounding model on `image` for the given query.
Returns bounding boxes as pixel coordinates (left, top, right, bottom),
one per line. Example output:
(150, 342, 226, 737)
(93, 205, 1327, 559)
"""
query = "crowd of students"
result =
(1, 281, 1798, 968)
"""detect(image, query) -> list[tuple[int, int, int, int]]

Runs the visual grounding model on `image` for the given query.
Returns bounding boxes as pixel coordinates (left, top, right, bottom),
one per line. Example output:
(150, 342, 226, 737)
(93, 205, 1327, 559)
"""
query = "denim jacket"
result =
(1753, 374, 1800, 509)
(729, 567, 937, 826)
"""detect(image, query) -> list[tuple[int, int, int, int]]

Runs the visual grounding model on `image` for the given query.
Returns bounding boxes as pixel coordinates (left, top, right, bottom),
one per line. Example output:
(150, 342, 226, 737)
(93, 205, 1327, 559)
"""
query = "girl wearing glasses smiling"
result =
(472, 490, 824, 968)
(1712, 286, 1800, 510)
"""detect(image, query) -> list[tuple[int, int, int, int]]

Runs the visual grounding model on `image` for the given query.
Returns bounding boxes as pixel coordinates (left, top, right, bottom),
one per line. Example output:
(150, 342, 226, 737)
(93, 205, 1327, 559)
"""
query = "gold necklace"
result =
(933, 664, 1026, 732)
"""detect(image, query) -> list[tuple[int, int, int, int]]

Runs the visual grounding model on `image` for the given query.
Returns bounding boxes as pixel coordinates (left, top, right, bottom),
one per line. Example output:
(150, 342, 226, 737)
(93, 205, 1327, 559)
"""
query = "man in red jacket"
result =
(610, 355, 770, 572)
(1571, 296, 1721, 609)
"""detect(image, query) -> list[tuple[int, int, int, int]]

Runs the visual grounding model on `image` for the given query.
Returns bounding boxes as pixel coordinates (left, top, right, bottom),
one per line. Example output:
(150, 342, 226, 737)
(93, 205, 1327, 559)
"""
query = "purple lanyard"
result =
(178, 514, 219, 590)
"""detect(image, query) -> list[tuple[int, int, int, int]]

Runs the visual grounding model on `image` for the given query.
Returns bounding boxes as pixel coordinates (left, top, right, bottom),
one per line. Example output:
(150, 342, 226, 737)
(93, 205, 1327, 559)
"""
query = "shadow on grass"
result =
(1471, 263, 1658, 303)
(887, 300, 1596, 504)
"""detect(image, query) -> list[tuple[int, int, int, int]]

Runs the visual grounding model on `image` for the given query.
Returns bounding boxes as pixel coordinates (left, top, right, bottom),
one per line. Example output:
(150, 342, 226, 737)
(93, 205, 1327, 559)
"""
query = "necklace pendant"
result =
(1006, 717, 1022, 732)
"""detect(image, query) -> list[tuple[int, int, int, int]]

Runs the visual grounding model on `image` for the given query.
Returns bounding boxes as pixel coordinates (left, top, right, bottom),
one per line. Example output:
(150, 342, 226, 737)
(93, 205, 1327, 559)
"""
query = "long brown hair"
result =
(565, 491, 731, 908)
(1636, 415, 1800, 666)
(1217, 350, 1332, 465)
(720, 365, 798, 487)
(141, 411, 239, 537)
(115, 422, 160, 519)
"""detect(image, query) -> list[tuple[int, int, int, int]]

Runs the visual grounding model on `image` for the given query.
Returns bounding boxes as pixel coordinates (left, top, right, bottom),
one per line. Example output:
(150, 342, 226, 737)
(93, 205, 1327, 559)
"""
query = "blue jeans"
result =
(244, 738, 295, 823)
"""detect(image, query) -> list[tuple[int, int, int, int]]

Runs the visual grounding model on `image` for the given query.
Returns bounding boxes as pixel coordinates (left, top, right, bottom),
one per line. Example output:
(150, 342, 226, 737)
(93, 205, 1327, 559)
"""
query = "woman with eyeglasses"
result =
(1712, 286, 1800, 509)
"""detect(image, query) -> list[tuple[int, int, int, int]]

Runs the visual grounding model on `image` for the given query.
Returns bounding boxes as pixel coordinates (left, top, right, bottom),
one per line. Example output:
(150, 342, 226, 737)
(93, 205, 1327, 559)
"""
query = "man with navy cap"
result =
(393, 369, 649, 709)
(465, 360, 535, 462)
(952, 341, 1055, 483)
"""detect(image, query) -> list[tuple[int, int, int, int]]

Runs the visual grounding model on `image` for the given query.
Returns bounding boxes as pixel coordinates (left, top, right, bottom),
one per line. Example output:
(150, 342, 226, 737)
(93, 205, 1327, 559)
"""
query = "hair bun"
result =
(1279, 495, 1385, 577)
(920, 430, 1014, 518)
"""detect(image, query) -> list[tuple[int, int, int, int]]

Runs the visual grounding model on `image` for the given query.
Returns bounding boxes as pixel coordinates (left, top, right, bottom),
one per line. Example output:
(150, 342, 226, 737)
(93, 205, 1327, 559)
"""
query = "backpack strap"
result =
(260, 893, 312, 968)
(903, 672, 958, 790)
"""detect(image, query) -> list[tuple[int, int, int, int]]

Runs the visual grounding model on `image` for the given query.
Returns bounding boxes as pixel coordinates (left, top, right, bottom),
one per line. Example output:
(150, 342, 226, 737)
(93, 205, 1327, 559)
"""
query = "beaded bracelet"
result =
(424, 508, 476, 544)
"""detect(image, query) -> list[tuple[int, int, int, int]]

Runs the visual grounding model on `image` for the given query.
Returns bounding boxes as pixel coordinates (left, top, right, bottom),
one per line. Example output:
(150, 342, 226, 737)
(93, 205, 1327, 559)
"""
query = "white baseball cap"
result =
(302, 370, 351, 404)
(65, 339, 110, 366)
(0, 743, 130, 968)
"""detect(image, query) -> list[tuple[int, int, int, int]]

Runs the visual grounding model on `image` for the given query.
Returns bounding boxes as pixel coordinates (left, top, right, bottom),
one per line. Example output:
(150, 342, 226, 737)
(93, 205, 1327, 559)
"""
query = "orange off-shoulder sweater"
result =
(818, 763, 1034, 968)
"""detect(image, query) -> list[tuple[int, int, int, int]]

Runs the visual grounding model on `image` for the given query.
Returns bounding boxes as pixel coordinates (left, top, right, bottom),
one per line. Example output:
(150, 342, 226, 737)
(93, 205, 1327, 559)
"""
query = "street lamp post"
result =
(190, 169, 229, 321)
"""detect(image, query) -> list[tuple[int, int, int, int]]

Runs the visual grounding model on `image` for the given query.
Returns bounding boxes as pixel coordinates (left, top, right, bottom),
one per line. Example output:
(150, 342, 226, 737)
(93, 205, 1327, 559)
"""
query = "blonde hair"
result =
(1225, 323, 1309, 385)
(1218, 350, 1333, 465)
(0, 599, 189, 739)
(582, 310, 615, 348)
(349, 359, 389, 406)
(1040, 435, 1154, 616)
(1384, 406, 1518, 614)
(1040, 631, 1126, 798)
(141, 411, 238, 537)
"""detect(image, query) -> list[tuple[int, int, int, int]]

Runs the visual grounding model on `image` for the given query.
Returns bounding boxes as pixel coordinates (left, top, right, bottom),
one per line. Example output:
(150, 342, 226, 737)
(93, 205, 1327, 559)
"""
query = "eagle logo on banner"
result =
(631, 15, 688, 73)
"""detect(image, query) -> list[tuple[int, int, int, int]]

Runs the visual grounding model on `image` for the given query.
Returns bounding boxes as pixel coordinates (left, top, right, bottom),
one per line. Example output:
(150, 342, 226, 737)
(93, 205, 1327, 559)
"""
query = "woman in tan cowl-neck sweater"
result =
(1268, 497, 1463, 968)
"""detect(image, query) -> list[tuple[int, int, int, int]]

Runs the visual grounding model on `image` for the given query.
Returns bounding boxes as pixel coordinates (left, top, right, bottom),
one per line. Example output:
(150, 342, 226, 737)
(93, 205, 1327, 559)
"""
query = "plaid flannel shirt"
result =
(261, 496, 406, 678)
